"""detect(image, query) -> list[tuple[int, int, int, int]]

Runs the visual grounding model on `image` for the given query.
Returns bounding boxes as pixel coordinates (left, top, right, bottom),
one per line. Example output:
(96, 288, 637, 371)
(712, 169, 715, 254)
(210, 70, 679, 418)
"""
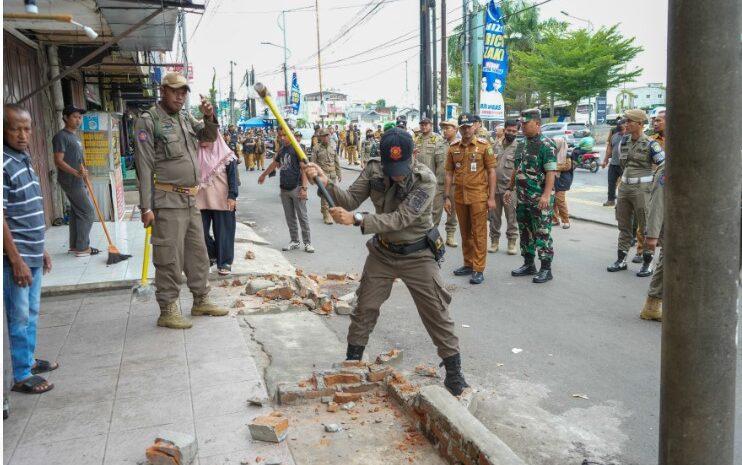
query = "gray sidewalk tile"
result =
(20, 400, 113, 445)
(9, 433, 107, 465)
(40, 296, 84, 314)
(60, 319, 127, 356)
(115, 363, 189, 399)
(75, 304, 131, 324)
(119, 351, 187, 376)
(53, 350, 123, 378)
(191, 379, 267, 421)
(198, 443, 294, 465)
(110, 389, 192, 432)
(34, 325, 71, 362)
(129, 300, 160, 319)
(3, 394, 40, 464)
(194, 410, 261, 458)
(188, 356, 261, 391)
(103, 422, 195, 465)
(36, 372, 119, 410)
(37, 309, 77, 329)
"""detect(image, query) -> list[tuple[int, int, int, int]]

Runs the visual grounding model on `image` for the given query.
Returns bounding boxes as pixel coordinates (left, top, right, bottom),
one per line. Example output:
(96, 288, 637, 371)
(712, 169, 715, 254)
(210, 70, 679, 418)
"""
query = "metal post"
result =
(471, 7, 480, 113)
(431, 0, 438, 128)
(229, 60, 235, 126)
(420, 0, 432, 119)
(314, 0, 325, 127)
(659, 0, 740, 464)
(461, 0, 470, 113)
(440, 0, 447, 121)
(281, 11, 289, 109)
(179, 9, 190, 111)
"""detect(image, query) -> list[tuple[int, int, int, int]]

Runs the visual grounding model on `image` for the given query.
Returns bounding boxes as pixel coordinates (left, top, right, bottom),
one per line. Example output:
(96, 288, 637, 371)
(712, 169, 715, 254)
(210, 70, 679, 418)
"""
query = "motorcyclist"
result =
(571, 129, 595, 161)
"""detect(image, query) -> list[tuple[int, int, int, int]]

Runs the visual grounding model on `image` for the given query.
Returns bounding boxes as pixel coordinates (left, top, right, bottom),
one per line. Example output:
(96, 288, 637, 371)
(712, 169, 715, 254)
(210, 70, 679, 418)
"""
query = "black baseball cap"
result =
(62, 104, 86, 116)
(420, 117, 432, 124)
(458, 113, 475, 126)
(471, 114, 482, 123)
(379, 128, 413, 177)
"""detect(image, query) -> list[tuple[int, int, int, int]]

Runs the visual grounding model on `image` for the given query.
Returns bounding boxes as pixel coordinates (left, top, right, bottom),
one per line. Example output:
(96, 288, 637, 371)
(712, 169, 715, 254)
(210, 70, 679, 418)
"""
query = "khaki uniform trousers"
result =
(455, 201, 489, 272)
(348, 240, 460, 358)
(346, 146, 359, 165)
(647, 247, 664, 299)
(255, 153, 265, 170)
(244, 152, 255, 170)
(552, 191, 569, 224)
(152, 205, 211, 306)
(489, 193, 517, 241)
(320, 174, 338, 216)
(615, 182, 651, 252)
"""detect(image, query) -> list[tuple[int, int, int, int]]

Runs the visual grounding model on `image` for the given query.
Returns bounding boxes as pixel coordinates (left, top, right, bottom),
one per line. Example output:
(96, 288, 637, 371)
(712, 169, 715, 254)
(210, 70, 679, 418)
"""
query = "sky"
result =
(183, 0, 668, 107)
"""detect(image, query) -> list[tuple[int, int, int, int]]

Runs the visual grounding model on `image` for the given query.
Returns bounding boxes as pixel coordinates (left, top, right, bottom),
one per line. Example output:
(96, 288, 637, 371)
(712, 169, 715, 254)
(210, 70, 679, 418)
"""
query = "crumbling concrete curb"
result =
(416, 385, 526, 465)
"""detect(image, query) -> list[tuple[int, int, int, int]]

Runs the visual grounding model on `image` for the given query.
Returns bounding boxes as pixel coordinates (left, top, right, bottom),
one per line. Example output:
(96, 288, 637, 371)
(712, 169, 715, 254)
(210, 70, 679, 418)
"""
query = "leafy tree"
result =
(515, 25, 642, 119)
(375, 98, 386, 109)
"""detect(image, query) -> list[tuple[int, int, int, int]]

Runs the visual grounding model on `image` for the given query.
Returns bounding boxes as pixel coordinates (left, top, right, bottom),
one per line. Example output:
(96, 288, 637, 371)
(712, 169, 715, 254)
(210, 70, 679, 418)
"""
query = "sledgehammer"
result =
(253, 82, 335, 208)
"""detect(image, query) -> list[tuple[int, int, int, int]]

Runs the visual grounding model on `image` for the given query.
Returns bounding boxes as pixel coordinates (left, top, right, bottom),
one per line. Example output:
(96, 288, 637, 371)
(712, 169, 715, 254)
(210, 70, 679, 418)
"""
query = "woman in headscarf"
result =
(552, 137, 573, 229)
(196, 135, 238, 275)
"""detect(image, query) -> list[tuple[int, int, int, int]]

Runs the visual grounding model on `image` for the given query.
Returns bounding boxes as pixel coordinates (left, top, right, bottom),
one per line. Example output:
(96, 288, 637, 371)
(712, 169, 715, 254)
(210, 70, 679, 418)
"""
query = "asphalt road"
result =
(234, 158, 741, 465)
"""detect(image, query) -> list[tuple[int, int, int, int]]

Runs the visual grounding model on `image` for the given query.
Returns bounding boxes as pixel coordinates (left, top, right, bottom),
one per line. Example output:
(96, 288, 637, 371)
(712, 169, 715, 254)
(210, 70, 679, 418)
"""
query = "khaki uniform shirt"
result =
(326, 159, 435, 244)
(414, 133, 444, 183)
(476, 127, 496, 146)
(494, 139, 518, 194)
(312, 142, 341, 178)
(133, 103, 219, 210)
(646, 162, 666, 238)
(619, 133, 665, 178)
(445, 137, 496, 204)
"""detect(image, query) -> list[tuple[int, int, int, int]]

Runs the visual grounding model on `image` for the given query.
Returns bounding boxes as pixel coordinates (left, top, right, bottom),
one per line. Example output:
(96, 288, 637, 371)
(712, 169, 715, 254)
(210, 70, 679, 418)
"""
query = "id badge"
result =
(470, 161, 477, 171)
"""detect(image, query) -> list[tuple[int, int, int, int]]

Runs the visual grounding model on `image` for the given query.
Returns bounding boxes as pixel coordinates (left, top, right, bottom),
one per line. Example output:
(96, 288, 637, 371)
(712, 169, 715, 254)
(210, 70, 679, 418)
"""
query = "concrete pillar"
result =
(659, 0, 740, 464)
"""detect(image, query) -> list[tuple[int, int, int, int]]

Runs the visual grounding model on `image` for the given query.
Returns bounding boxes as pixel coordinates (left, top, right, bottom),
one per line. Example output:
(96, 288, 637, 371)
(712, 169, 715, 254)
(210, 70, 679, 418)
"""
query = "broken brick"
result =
(333, 392, 362, 403)
(327, 402, 339, 412)
(145, 431, 197, 465)
(245, 250, 256, 259)
(323, 373, 362, 386)
(376, 349, 404, 366)
(325, 272, 347, 280)
(249, 415, 289, 443)
(342, 360, 369, 368)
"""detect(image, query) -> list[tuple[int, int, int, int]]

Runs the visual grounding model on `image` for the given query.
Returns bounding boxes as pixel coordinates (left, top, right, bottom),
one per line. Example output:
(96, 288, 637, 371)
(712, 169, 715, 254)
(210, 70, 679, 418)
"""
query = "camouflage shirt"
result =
(513, 134, 557, 202)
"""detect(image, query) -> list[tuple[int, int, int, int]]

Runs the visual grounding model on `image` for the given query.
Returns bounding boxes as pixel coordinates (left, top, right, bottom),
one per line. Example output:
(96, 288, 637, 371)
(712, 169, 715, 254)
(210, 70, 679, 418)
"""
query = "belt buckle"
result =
(173, 186, 191, 194)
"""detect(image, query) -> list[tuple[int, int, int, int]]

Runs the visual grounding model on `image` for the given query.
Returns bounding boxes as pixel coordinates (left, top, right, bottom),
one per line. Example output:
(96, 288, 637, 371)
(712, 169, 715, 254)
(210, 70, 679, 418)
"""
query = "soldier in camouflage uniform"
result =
(414, 117, 445, 225)
(311, 129, 342, 224)
(504, 108, 558, 284)
(302, 128, 470, 396)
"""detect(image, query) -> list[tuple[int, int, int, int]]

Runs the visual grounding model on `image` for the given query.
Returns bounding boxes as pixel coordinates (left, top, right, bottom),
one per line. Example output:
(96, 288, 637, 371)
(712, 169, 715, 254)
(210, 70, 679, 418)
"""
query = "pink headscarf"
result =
(198, 135, 237, 188)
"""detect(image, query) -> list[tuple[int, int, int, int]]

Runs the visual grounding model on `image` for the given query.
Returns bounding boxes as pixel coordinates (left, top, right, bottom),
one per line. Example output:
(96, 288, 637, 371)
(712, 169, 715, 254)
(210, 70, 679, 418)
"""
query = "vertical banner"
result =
(479, 0, 508, 121)
(289, 72, 301, 116)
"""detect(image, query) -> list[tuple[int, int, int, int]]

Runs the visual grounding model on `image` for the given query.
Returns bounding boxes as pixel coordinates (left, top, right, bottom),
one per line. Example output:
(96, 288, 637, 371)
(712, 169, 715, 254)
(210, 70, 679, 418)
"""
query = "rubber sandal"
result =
(11, 375, 54, 394)
(217, 266, 231, 276)
(75, 247, 101, 257)
(90, 247, 101, 255)
(31, 359, 59, 375)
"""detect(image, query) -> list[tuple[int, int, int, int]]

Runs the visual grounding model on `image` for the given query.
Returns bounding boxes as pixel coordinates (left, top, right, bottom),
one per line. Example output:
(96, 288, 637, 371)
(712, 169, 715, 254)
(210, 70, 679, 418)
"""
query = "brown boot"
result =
(191, 294, 229, 317)
(640, 296, 663, 321)
(157, 302, 193, 329)
(488, 238, 498, 253)
(446, 232, 458, 247)
(507, 238, 518, 255)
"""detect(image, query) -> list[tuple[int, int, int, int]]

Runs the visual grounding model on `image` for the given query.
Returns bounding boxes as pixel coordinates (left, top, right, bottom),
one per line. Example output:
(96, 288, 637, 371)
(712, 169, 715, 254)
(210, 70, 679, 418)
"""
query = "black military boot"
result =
(607, 250, 628, 272)
(636, 251, 654, 277)
(532, 260, 553, 283)
(346, 344, 365, 361)
(511, 254, 537, 276)
(439, 353, 470, 396)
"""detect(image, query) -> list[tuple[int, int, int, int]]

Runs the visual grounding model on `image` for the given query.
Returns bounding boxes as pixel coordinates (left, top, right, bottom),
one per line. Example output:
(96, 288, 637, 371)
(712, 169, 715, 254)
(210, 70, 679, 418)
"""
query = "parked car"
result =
(541, 122, 589, 146)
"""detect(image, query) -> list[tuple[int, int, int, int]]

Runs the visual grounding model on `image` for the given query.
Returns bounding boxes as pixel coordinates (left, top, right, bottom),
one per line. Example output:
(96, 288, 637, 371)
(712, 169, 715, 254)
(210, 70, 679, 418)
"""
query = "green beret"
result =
(521, 108, 541, 122)
(383, 122, 396, 132)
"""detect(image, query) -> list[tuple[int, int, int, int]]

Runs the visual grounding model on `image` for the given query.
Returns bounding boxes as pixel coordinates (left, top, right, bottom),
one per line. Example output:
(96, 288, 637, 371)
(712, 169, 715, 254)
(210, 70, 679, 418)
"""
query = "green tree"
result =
(375, 98, 386, 109)
(515, 25, 642, 119)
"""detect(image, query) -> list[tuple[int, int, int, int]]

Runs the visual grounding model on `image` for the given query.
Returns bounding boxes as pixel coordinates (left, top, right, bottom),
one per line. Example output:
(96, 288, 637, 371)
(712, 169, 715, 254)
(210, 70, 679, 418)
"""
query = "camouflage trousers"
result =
(516, 197, 554, 261)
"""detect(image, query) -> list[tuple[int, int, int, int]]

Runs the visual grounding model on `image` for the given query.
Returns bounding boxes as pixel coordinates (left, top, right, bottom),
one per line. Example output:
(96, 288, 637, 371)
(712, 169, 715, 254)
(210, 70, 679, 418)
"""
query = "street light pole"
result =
(314, 0, 325, 127)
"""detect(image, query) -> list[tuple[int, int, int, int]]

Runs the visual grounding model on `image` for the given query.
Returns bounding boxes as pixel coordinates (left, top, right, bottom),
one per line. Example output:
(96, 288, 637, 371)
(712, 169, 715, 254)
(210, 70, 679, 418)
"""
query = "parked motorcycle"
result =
(568, 148, 600, 173)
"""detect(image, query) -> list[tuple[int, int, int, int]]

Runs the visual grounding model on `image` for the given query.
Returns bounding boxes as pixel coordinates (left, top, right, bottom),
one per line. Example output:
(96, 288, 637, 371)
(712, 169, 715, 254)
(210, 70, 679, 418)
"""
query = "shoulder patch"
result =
(137, 130, 149, 142)
(406, 188, 430, 214)
(476, 137, 488, 144)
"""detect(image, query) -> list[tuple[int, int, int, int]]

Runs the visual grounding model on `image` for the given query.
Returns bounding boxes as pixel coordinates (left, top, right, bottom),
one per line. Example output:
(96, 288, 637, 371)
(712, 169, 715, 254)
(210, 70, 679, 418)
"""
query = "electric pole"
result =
(178, 9, 190, 111)
(229, 60, 235, 126)
(462, 0, 470, 113)
(470, 6, 480, 114)
(441, 0, 447, 120)
(279, 11, 289, 109)
(419, 0, 432, 119)
(659, 0, 740, 464)
(314, 0, 325, 127)
(431, 0, 438, 128)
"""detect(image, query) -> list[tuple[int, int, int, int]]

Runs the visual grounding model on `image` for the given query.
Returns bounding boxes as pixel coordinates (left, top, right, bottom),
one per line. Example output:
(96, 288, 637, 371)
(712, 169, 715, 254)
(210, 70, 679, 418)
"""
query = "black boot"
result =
(440, 353, 470, 396)
(636, 251, 654, 277)
(607, 250, 628, 272)
(533, 260, 553, 283)
(511, 254, 537, 276)
(346, 344, 365, 361)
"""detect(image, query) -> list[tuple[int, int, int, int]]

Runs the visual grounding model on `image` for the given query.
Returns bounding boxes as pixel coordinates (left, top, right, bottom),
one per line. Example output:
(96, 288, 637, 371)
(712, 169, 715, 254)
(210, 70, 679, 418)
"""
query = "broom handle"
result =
(141, 226, 151, 286)
(83, 175, 115, 247)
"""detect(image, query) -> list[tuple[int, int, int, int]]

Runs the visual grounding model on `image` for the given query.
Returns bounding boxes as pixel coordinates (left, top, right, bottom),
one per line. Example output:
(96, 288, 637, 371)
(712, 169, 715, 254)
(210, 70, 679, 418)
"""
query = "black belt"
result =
(374, 235, 428, 255)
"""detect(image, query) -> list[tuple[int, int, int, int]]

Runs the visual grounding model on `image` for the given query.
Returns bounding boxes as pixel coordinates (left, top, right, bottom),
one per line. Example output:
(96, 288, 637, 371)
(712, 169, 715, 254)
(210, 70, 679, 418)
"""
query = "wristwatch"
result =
(353, 212, 364, 226)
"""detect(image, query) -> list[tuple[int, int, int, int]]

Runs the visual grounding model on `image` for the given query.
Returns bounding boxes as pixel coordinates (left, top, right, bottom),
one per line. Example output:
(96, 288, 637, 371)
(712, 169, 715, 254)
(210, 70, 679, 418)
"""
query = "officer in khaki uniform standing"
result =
(302, 128, 470, 396)
(439, 120, 460, 247)
(311, 128, 342, 224)
(133, 72, 229, 329)
(444, 114, 497, 285)
(489, 120, 519, 254)
(606, 109, 665, 274)
(346, 125, 361, 165)
(413, 117, 444, 224)
(472, 115, 496, 146)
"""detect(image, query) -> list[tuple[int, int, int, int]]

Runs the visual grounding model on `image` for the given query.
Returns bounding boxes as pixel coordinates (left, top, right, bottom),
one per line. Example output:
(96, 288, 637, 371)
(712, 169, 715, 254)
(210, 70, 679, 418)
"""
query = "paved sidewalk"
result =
(42, 221, 293, 295)
(3, 289, 295, 465)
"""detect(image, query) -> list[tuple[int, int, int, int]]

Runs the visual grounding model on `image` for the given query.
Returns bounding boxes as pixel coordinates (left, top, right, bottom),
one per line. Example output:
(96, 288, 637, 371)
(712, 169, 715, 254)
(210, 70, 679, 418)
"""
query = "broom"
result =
(83, 174, 132, 264)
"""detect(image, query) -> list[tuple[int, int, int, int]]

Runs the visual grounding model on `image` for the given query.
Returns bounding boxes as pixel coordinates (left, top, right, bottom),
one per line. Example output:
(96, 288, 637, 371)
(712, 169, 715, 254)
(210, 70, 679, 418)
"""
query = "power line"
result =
(212, 0, 404, 15)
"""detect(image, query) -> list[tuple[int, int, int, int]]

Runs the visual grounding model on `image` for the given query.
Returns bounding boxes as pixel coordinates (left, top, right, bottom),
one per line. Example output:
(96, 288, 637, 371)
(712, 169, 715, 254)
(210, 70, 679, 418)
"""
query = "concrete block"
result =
(375, 349, 404, 367)
(245, 279, 276, 295)
(248, 415, 289, 443)
(418, 385, 526, 465)
(334, 300, 354, 315)
(145, 430, 197, 465)
(367, 364, 392, 382)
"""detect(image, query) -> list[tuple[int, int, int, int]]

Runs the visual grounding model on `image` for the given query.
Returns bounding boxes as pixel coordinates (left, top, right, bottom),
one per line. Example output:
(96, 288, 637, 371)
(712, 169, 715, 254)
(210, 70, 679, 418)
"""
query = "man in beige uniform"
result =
(439, 120, 460, 247)
(311, 129, 342, 224)
(413, 117, 444, 224)
(134, 72, 229, 329)
(303, 128, 470, 396)
(489, 120, 519, 254)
